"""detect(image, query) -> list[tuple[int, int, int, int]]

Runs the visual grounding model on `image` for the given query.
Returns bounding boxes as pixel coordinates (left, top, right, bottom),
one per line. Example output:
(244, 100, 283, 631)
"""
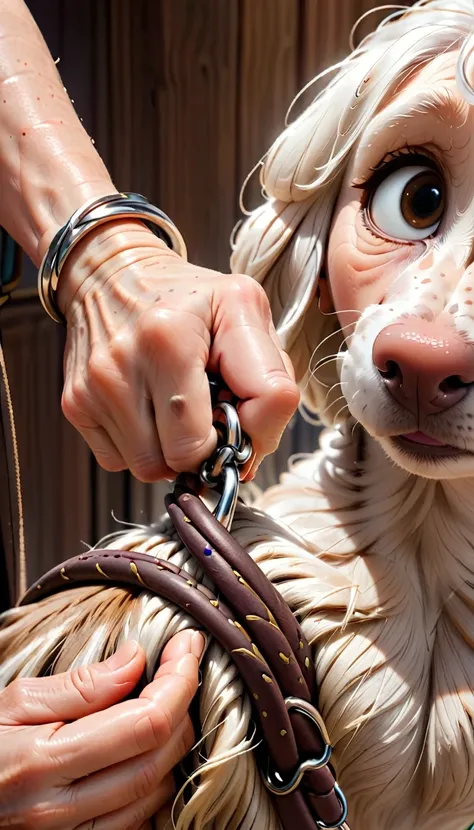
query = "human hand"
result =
(0, 630, 204, 830)
(58, 220, 299, 482)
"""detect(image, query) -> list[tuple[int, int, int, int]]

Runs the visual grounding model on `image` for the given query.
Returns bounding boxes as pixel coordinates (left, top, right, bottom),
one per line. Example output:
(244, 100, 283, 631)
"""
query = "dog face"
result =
(328, 51, 474, 478)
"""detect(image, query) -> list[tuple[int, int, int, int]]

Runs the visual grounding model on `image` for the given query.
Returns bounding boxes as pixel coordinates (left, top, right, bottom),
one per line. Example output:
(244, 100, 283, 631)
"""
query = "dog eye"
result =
(368, 165, 445, 241)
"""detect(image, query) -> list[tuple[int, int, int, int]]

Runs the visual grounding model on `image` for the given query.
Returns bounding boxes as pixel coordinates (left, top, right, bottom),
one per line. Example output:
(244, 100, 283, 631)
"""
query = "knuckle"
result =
(130, 452, 165, 483)
(1, 758, 47, 822)
(109, 332, 134, 367)
(132, 757, 162, 801)
(93, 449, 125, 473)
(67, 664, 97, 705)
(229, 274, 269, 305)
(136, 306, 177, 347)
(61, 383, 94, 425)
(163, 436, 212, 473)
(263, 372, 300, 409)
(87, 350, 113, 388)
(3, 677, 29, 716)
(134, 704, 173, 754)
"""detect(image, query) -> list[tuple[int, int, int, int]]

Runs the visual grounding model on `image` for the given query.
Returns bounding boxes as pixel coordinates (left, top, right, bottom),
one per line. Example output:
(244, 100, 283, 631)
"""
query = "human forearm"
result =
(0, 0, 117, 265)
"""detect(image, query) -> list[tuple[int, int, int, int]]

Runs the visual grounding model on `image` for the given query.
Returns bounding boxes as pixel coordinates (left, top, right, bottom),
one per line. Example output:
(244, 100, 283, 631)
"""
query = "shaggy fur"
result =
(3, 2, 474, 828)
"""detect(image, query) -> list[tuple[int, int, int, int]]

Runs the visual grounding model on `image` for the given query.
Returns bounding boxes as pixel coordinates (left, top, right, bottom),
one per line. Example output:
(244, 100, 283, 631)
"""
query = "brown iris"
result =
(400, 170, 445, 230)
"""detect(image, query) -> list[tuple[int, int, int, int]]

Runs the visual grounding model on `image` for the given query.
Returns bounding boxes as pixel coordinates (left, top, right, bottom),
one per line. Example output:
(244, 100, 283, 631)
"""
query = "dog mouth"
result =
(391, 431, 467, 458)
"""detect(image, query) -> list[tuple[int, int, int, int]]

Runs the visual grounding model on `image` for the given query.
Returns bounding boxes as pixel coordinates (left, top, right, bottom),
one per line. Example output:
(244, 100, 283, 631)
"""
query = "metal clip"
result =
(316, 785, 349, 829)
(197, 383, 252, 529)
(264, 698, 332, 796)
(263, 697, 348, 827)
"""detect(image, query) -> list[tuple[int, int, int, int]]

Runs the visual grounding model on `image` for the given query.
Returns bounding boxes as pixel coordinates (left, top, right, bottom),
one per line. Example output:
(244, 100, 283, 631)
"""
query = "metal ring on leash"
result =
(316, 785, 349, 829)
(264, 696, 333, 797)
(193, 385, 252, 530)
(212, 464, 240, 528)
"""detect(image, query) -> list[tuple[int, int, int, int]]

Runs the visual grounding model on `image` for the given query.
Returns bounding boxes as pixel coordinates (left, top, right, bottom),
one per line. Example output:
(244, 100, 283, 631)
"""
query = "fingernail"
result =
(191, 631, 205, 659)
(106, 640, 139, 669)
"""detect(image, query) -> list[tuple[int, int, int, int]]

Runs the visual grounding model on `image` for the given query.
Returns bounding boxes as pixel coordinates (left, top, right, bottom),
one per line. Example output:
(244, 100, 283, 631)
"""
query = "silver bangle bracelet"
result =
(38, 192, 187, 324)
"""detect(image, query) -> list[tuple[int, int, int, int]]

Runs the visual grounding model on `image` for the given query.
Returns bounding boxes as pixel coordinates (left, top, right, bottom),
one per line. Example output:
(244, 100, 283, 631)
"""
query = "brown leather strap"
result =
(20, 492, 348, 829)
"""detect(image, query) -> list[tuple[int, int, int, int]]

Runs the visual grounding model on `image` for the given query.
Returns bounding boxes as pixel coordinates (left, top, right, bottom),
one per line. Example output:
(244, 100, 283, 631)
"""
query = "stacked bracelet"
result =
(38, 192, 187, 324)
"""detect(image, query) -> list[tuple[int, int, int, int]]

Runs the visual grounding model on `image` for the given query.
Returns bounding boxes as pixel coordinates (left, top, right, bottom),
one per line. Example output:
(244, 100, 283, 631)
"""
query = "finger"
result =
(61, 370, 127, 473)
(74, 773, 175, 830)
(136, 304, 217, 473)
(53, 722, 188, 828)
(268, 318, 296, 382)
(84, 347, 172, 482)
(211, 277, 300, 458)
(48, 651, 200, 780)
(0, 642, 144, 726)
(76, 424, 127, 473)
(157, 630, 205, 673)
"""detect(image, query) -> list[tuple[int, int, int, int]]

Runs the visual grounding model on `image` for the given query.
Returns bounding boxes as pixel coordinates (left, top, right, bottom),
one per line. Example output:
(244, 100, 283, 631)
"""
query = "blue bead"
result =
(204, 546, 212, 556)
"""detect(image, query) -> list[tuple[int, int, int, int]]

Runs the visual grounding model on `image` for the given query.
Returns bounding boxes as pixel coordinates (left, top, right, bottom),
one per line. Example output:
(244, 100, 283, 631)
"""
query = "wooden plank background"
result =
(3, 0, 406, 583)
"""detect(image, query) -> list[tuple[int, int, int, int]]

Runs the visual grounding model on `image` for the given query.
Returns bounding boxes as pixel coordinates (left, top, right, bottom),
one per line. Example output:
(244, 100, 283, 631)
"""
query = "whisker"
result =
(310, 353, 341, 372)
(325, 392, 346, 414)
(318, 307, 362, 319)
(333, 402, 350, 422)
(309, 320, 356, 366)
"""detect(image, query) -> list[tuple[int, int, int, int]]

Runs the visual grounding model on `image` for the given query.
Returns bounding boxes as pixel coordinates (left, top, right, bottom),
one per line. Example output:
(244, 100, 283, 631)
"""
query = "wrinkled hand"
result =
(0, 630, 204, 830)
(58, 220, 299, 482)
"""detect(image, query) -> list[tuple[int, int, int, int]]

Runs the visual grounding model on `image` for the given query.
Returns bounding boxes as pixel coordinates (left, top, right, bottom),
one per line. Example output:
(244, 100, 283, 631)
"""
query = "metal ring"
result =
(214, 401, 242, 450)
(38, 193, 187, 324)
(316, 784, 349, 829)
(201, 445, 236, 484)
(207, 445, 237, 481)
(263, 696, 332, 796)
(285, 697, 332, 747)
(212, 464, 240, 528)
(233, 437, 253, 465)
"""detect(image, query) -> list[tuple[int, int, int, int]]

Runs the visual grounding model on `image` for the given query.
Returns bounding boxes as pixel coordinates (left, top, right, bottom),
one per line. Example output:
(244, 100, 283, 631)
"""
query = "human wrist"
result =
(56, 218, 178, 318)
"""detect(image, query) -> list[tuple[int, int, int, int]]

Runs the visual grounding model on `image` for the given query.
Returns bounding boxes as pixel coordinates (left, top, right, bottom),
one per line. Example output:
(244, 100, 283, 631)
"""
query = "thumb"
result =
(0, 640, 145, 726)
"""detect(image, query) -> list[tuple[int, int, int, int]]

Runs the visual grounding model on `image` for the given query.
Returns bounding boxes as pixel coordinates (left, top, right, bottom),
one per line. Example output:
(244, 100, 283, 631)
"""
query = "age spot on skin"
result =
(170, 395, 187, 418)
(421, 278, 432, 284)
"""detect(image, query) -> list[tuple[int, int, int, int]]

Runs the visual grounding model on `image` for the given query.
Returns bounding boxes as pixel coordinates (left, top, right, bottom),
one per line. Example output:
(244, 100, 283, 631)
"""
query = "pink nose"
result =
(372, 318, 474, 416)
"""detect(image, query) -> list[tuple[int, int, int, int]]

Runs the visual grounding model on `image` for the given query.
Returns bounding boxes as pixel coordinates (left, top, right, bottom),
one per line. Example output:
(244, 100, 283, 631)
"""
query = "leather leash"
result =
(19, 385, 350, 830)
(0, 228, 25, 607)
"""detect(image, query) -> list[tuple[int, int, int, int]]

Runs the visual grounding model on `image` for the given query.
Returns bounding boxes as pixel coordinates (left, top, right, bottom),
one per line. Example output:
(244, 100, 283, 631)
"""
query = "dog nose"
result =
(372, 318, 474, 415)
